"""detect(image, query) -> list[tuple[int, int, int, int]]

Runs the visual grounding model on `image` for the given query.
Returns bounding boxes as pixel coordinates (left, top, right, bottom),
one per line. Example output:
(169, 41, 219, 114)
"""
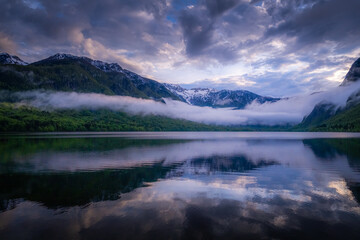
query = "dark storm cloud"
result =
(205, 0, 241, 17)
(0, 0, 78, 44)
(0, 0, 359, 96)
(178, 7, 214, 57)
(262, 0, 318, 21)
(0, 0, 174, 66)
(178, 0, 264, 61)
(178, 0, 360, 65)
(178, 5, 239, 62)
(77, 0, 173, 50)
(177, 0, 319, 60)
(266, 0, 360, 52)
(1, 0, 358, 63)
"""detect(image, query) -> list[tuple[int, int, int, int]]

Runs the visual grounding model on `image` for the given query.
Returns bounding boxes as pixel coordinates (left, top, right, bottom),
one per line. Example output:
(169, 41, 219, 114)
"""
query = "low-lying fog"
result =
(2, 81, 360, 125)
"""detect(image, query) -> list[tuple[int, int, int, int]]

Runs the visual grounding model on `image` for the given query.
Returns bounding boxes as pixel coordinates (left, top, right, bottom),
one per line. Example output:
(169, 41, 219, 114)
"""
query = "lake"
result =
(1, 132, 360, 239)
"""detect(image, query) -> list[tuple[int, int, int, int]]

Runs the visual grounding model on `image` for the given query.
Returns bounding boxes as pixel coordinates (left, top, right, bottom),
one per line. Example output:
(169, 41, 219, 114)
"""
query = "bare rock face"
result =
(341, 58, 360, 85)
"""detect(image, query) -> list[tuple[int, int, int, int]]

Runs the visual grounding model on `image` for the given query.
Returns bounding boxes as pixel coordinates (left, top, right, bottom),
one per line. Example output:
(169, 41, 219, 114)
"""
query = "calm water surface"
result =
(0, 132, 360, 239)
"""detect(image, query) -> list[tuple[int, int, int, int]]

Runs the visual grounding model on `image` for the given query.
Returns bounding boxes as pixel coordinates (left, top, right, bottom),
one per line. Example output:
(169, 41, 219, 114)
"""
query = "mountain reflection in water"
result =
(0, 133, 360, 239)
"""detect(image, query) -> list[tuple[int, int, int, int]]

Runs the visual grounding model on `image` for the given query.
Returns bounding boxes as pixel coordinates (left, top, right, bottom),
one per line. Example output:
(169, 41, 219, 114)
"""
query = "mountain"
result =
(295, 97, 360, 132)
(309, 104, 360, 131)
(0, 52, 28, 65)
(297, 57, 360, 131)
(35, 53, 124, 72)
(341, 58, 360, 85)
(1, 53, 360, 132)
(0, 53, 181, 101)
(295, 102, 339, 129)
(164, 83, 279, 109)
(0, 52, 280, 109)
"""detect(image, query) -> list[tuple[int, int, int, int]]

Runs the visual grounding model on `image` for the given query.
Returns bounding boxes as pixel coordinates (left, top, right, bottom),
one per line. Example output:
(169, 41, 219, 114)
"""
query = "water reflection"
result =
(0, 133, 360, 239)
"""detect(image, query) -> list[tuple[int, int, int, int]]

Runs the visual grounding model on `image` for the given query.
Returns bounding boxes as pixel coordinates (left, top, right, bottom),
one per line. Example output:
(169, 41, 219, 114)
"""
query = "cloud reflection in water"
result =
(0, 134, 360, 239)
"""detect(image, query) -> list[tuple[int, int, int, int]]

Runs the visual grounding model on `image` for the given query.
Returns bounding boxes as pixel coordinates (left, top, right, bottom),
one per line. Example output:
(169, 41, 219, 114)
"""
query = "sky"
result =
(0, 0, 359, 97)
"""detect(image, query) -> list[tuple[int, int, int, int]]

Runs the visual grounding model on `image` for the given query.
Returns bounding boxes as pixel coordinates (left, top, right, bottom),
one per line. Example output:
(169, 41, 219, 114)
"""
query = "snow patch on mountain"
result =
(90, 60, 123, 73)
(48, 53, 77, 60)
(121, 69, 146, 85)
(38, 53, 164, 91)
(164, 83, 280, 108)
(0, 53, 28, 65)
(45, 53, 124, 73)
(163, 84, 217, 104)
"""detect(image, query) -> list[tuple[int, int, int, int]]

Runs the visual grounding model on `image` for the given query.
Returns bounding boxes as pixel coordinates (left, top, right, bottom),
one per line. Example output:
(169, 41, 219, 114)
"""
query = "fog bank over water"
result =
(3, 81, 360, 125)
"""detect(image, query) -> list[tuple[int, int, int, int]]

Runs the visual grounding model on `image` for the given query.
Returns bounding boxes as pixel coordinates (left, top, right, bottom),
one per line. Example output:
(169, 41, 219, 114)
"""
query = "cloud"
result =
(0, 32, 17, 54)
(181, 76, 256, 91)
(265, 0, 360, 52)
(5, 81, 360, 125)
(178, 0, 266, 61)
(0, 0, 178, 72)
(178, 7, 215, 57)
(2, 137, 359, 239)
(8, 137, 360, 181)
(2, 139, 314, 172)
(1, 0, 360, 96)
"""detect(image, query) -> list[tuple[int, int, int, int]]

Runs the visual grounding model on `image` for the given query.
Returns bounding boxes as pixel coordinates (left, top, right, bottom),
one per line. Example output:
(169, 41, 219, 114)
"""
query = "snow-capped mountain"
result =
(38, 53, 281, 108)
(0, 52, 181, 101)
(43, 53, 124, 73)
(163, 84, 216, 104)
(1, 52, 279, 108)
(90, 60, 123, 73)
(46, 53, 76, 60)
(45, 53, 175, 94)
(0, 52, 28, 65)
(164, 83, 280, 109)
(39, 53, 151, 84)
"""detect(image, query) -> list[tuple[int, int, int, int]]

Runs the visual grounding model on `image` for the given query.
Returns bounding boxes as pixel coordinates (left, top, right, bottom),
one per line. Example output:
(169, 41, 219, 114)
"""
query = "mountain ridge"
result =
(0, 52, 28, 66)
(33, 53, 124, 73)
(341, 58, 360, 86)
(0, 52, 181, 101)
(1, 53, 360, 131)
(164, 83, 280, 109)
(297, 57, 360, 130)
(0, 52, 279, 109)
